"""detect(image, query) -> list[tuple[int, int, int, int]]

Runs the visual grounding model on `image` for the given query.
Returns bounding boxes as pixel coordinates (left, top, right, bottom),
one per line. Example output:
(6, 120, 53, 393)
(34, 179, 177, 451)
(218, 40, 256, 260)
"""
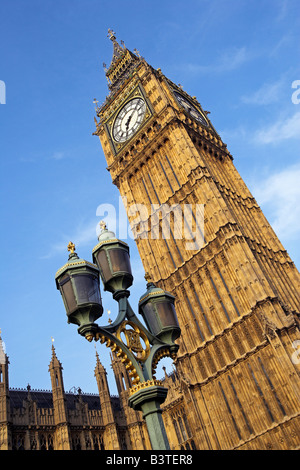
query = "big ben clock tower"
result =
(94, 30, 300, 450)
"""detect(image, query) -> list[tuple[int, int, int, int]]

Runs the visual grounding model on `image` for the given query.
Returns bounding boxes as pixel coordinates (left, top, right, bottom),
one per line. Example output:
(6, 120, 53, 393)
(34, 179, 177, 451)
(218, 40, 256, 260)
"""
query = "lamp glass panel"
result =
(73, 274, 101, 305)
(109, 248, 132, 274)
(156, 302, 178, 328)
(96, 250, 111, 281)
(141, 302, 160, 336)
(60, 276, 78, 314)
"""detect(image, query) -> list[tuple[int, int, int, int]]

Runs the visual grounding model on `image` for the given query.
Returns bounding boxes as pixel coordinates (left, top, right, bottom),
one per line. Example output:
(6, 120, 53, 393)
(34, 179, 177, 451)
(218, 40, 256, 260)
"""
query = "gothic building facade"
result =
(1, 32, 300, 450)
(0, 334, 195, 450)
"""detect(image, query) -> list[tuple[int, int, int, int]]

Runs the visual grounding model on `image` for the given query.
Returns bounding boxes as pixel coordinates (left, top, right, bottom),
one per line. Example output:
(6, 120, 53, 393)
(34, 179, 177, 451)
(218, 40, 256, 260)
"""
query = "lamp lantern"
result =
(138, 273, 180, 348)
(55, 242, 103, 339)
(92, 221, 133, 295)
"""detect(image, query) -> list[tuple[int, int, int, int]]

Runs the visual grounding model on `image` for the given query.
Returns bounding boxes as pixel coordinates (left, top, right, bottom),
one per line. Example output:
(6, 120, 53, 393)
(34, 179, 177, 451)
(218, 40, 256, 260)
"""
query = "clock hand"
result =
(125, 114, 132, 129)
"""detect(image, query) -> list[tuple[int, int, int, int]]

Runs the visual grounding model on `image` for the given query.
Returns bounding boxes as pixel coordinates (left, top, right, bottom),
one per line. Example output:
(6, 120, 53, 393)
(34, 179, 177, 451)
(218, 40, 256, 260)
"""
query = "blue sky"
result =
(0, 0, 299, 396)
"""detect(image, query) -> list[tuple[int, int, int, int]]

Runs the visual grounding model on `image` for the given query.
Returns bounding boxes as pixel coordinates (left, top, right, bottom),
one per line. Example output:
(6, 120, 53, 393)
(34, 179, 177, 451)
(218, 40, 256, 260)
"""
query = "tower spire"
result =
(107, 29, 126, 68)
(104, 29, 141, 95)
(0, 329, 11, 450)
(48, 341, 71, 449)
(0, 329, 6, 365)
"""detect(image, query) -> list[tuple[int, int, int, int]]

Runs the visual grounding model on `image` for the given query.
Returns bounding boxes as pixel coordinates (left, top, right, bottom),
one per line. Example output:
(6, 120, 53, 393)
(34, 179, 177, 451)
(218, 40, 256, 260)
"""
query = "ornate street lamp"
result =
(55, 223, 181, 451)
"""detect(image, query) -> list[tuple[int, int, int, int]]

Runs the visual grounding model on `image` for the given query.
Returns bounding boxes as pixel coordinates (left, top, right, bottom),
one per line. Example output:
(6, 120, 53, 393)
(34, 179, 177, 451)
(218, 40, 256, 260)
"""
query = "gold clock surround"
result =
(172, 89, 208, 127)
(105, 85, 152, 154)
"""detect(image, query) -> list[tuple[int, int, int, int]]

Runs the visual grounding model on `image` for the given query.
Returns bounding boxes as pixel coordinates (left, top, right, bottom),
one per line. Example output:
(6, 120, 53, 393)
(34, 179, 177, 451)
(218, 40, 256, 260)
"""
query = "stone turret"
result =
(48, 342, 71, 450)
(0, 331, 11, 450)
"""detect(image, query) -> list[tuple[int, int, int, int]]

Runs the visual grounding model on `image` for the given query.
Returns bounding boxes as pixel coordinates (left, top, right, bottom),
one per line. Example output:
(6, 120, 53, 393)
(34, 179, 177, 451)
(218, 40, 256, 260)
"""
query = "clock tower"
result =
(94, 31, 300, 450)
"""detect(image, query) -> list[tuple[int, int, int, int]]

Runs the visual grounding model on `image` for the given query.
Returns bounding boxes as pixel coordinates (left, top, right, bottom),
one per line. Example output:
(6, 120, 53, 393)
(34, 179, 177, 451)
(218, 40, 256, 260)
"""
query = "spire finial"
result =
(107, 309, 112, 324)
(107, 28, 116, 41)
(0, 330, 6, 364)
(133, 48, 141, 58)
(106, 29, 126, 69)
(95, 343, 100, 361)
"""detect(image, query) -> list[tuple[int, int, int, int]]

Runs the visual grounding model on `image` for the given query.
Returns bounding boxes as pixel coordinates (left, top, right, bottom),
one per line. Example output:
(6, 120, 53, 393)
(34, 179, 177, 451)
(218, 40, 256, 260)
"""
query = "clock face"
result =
(173, 91, 208, 126)
(112, 97, 146, 143)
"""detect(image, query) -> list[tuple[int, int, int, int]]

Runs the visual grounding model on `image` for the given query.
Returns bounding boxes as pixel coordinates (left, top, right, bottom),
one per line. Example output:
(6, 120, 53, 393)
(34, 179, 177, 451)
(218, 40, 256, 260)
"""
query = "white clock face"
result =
(173, 91, 208, 126)
(113, 97, 146, 142)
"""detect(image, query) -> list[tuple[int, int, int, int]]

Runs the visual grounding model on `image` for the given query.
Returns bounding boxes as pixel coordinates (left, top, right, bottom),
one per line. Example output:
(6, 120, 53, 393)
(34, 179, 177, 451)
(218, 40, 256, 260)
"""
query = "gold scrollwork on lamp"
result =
(117, 320, 150, 362)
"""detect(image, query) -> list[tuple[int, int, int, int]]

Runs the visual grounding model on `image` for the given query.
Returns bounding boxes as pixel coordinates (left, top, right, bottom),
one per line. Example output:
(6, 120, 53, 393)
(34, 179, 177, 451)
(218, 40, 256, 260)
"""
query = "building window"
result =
(12, 434, 25, 450)
(85, 435, 92, 450)
(171, 409, 194, 448)
(72, 434, 82, 450)
(178, 416, 188, 441)
(172, 418, 181, 443)
(30, 438, 37, 450)
(93, 434, 105, 450)
(93, 434, 99, 450)
(39, 433, 54, 450)
(48, 434, 54, 450)
(40, 434, 47, 450)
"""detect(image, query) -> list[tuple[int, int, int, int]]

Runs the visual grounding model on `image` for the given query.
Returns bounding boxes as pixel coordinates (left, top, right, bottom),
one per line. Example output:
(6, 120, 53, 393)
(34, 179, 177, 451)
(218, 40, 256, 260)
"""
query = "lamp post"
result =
(55, 223, 181, 450)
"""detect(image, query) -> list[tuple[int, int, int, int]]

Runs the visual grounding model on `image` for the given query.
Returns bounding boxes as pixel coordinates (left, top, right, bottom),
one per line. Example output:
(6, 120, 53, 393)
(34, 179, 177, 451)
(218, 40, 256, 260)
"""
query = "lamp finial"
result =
(100, 220, 107, 231)
(67, 241, 76, 254)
